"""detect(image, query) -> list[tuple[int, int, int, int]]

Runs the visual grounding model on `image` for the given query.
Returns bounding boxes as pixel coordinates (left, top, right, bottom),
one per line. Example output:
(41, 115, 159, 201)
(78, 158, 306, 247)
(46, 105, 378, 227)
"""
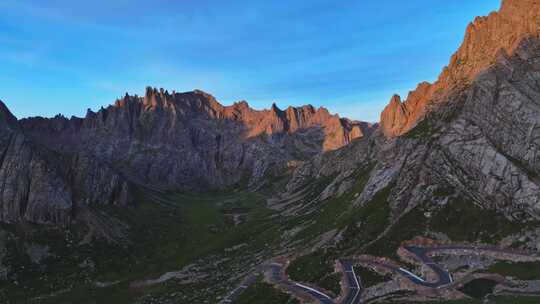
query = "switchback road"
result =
(222, 245, 539, 303)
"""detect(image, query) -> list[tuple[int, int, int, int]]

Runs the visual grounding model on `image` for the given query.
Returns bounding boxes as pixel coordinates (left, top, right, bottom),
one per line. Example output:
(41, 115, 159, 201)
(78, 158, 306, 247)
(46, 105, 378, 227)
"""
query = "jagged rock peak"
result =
(389, 94, 402, 106)
(0, 100, 18, 130)
(380, 94, 408, 137)
(270, 102, 282, 113)
(380, 0, 540, 137)
(21, 85, 376, 151)
(444, 0, 540, 85)
(500, 0, 539, 16)
(233, 100, 250, 108)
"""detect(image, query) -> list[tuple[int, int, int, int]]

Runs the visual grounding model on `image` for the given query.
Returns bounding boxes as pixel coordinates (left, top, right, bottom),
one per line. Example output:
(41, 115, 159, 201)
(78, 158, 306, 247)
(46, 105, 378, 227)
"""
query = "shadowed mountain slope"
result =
(19, 88, 374, 194)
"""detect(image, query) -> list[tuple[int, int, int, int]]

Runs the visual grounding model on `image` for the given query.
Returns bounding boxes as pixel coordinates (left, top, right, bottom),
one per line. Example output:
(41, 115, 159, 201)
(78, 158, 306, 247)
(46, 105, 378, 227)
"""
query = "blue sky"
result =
(0, 0, 500, 122)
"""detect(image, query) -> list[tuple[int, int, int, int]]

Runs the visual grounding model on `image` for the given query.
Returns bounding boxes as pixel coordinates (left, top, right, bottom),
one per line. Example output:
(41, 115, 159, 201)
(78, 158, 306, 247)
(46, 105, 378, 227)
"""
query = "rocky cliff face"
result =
(380, 0, 540, 137)
(0, 101, 131, 225)
(20, 88, 374, 191)
(285, 0, 540, 222)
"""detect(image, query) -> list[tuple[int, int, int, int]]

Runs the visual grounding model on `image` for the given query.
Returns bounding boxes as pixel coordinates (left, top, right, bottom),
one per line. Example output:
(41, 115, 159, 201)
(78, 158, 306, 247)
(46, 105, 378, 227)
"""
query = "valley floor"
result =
(2, 184, 540, 304)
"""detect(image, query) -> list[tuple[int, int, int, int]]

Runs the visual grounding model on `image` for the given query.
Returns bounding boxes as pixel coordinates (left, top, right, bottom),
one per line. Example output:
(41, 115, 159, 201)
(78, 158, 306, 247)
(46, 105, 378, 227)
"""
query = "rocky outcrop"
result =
(432, 37, 540, 219)
(0, 101, 131, 225)
(20, 88, 374, 191)
(380, 0, 540, 137)
(377, 36, 540, 220)
(380, 95, 408, 138)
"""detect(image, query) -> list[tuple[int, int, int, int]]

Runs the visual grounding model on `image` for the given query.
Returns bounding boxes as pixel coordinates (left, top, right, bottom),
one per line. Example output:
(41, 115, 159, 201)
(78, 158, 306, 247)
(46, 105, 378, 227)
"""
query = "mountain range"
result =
(0, 88, 375, 224)
(2, 0, 540, 303)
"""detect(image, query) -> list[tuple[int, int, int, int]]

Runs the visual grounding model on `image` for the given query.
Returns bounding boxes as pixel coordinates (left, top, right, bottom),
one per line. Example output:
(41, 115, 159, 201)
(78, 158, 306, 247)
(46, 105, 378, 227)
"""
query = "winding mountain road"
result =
(222, 245, 538, 304)
(353, 246, 453, 289)
(402, 246, 453, 287)
(339, 260, 362, 304)
(267, 262, 335, 304)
